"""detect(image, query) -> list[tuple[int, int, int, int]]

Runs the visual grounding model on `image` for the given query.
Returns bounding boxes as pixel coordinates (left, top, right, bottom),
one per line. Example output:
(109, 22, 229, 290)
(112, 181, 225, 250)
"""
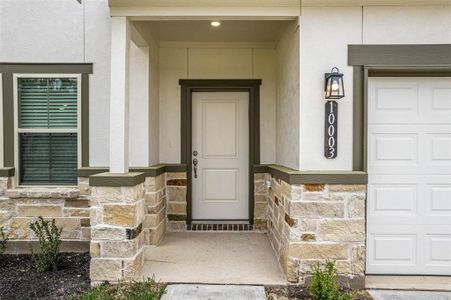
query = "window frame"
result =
(13, 73, 82, 186)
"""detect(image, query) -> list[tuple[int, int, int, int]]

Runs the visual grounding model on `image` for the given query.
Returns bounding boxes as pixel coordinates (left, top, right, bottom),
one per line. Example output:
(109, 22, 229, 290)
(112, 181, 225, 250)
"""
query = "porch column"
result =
(109, 17, 130, 173)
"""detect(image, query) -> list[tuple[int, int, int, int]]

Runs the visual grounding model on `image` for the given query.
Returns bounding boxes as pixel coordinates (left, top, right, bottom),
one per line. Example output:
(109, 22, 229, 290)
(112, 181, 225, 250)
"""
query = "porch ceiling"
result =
(137, 20, 289, 43)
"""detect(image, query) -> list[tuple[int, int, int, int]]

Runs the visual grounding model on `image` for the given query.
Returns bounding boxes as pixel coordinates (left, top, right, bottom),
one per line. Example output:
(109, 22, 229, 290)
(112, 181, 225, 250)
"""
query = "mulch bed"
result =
(265, 285, 373, 300)
(0, 253, 91, 300)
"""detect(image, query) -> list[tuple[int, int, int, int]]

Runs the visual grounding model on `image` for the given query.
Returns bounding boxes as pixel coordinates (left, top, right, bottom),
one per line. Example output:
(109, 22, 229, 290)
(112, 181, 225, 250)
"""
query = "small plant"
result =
(309, 260, 354, 300)
(79, 284, 113, 300)
(0, 226, 8, 254)
(117, 277, 167, 300)
(79, 277, 167, 300)
(29, 216, 62, 272)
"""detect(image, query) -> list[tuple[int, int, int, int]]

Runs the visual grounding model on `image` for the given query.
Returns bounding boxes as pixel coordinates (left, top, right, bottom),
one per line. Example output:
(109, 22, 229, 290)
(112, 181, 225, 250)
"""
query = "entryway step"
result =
(161, 284, 266, 300)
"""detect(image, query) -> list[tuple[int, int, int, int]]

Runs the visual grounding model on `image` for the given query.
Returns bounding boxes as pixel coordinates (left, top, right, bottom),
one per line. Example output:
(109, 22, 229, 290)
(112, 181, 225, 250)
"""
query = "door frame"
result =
(179, 79, 262, 224)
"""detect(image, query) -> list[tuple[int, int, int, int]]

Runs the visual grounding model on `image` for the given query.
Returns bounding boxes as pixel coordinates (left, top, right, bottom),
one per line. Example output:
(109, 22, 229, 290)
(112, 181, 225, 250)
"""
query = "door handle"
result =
(193, 158, 198, 179)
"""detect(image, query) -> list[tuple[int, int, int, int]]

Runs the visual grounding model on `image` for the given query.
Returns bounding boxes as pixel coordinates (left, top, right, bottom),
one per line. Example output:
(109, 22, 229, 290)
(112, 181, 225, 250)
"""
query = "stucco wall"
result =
(158, 44, 277, 164)
(299, 5, 451, 171)
(276, 22, 300, 169)
(0, 0, 112, 167)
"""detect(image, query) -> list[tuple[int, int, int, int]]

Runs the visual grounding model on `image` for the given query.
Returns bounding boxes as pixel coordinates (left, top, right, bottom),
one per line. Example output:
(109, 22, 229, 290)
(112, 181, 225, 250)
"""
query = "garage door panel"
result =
(369, 81, 419, 124)
(369, 183, 417, 216)
(367, 78, 451, 276)
(422, 81, 451, 123)
(369, 233, 417, 265)
(369, 126, 451, 175)
(424, 129, 451, 175)
(369, 130, 419, 174)
(425, 184, 451, 216)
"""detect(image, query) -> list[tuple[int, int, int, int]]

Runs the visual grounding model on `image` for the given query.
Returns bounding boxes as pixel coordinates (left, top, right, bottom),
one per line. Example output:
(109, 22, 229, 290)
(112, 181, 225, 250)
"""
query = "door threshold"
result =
(192, 220, 249, 225)
(365, 275, 451, 291)
(187, 223, 254, 232)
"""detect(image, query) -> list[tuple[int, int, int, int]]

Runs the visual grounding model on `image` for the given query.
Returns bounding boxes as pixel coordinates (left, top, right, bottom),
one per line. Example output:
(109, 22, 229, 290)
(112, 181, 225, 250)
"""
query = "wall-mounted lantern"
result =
(324, 67, 344, 159)
(324, 67, 345, 99)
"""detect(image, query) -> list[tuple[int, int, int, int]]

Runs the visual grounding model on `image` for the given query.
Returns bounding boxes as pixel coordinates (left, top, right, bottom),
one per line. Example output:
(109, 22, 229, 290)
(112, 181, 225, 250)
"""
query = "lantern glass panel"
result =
(325, 71, 344, 99)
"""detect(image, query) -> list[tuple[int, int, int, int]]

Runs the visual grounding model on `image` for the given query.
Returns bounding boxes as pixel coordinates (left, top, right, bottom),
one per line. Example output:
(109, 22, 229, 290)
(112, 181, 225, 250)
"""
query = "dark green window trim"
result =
(1, 63, 92, 170)
(348, 44, 451, 172)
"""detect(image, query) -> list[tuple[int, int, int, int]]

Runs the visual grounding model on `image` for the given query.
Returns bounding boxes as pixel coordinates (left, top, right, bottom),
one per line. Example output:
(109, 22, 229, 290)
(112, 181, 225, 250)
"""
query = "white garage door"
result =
(367, 77, 451, 275)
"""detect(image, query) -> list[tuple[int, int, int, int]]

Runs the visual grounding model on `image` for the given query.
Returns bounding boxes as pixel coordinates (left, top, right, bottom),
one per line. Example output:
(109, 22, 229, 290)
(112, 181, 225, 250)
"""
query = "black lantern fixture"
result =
(324, 67, 345, 99)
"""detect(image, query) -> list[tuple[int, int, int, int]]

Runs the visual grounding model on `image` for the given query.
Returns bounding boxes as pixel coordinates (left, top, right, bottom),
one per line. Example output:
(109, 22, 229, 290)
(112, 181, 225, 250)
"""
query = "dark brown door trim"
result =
(179, 79, 262, 224)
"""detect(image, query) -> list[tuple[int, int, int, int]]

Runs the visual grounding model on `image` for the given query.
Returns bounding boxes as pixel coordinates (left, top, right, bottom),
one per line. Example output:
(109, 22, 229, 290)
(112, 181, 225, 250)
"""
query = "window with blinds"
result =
(17, 77, 79, 185)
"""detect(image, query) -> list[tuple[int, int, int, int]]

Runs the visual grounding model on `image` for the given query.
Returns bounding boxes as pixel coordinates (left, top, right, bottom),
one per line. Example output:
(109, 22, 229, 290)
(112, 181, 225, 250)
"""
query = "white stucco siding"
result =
(254, 49, 277, 164)
(276, 22, 300, 169)
(84, 0, 111, 167)
(158, 45, 277, 164)
(129, 43, 150, 167)
(148, 35, 160, 165)
(0, 0, 84, 62)
(0, 0, 112, 167)
(299, 5, 451, 171)
(299, 7, 362, 171)
(159, 47, 187, 163)
(363, 6, 451, 44)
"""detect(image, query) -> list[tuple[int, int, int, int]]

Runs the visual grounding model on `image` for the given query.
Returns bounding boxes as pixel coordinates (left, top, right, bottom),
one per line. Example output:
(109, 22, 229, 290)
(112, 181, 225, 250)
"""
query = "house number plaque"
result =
(324, 100, 338, 159)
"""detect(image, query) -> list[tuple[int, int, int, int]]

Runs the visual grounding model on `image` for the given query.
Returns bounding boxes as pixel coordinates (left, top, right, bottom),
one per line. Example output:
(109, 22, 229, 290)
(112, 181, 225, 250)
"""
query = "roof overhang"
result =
(108, 0, 301, 18)
(108, 0, 451, 18)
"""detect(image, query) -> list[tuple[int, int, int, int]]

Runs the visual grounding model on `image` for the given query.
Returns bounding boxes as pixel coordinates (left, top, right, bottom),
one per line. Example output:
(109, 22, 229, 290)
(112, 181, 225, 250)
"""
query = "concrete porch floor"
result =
(143, 232, 287, 285)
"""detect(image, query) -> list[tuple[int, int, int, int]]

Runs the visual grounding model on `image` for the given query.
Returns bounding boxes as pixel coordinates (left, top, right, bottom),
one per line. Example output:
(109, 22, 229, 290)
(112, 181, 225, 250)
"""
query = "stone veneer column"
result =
(0, 176, 14, 228)
(268, 177, 366, 287)
(254, 173, 270, 231)
(89, 173, 145, 285)
(166, 172, 187, 231)
(143, 174, 166, 244)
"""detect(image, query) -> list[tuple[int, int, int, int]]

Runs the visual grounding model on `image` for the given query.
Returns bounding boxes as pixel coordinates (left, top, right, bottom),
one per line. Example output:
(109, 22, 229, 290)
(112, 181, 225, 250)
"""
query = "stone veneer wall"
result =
(267, 174, 366, 287)
(89, 181, 145, 284)
(0, 176, 91, 243)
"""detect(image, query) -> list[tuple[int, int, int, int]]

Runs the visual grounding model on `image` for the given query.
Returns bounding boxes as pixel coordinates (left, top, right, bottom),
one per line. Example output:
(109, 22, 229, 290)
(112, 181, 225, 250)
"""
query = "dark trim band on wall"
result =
(254, 164, 368, 185)
(0, 63, 92, 169)
(78, 164, 188, 178)
(179, 79, 262, 225)
(0, 167, 15, 177)
(348, 44, 451, 66)
(348, 44, 451, 172)
(0, 63, 93, 74)
(89, 172, 146, 187)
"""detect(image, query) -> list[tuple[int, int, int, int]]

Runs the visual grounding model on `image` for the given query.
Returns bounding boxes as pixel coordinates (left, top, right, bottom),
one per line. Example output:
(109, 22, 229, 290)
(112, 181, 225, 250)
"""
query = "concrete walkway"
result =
(161, 284, 266, 300)
(143, 232, 286, 285)
(369, 290, 451, 300)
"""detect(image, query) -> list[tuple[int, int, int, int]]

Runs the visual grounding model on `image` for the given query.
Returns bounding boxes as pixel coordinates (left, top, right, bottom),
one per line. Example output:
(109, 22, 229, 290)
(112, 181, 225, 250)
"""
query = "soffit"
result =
(138, 20, 289, 43)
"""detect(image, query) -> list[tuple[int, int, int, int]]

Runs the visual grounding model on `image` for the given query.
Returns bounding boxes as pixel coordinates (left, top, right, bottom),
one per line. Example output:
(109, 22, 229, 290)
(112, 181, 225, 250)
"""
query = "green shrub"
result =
(0, 226, 8, 254)
(29, 216, 62, 272)
(309, 260, 354, 300)
(79, 278, 166, 300)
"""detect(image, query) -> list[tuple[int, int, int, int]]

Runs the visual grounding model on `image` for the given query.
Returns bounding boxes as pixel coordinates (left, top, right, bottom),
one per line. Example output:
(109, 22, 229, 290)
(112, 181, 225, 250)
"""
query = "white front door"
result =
(192, 92, 249, 221)
(367, 77, 451, 275)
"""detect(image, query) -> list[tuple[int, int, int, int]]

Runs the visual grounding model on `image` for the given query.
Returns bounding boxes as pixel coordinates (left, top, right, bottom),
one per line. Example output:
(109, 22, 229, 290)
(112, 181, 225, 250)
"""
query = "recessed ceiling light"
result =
(210, 21, 221, 27)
